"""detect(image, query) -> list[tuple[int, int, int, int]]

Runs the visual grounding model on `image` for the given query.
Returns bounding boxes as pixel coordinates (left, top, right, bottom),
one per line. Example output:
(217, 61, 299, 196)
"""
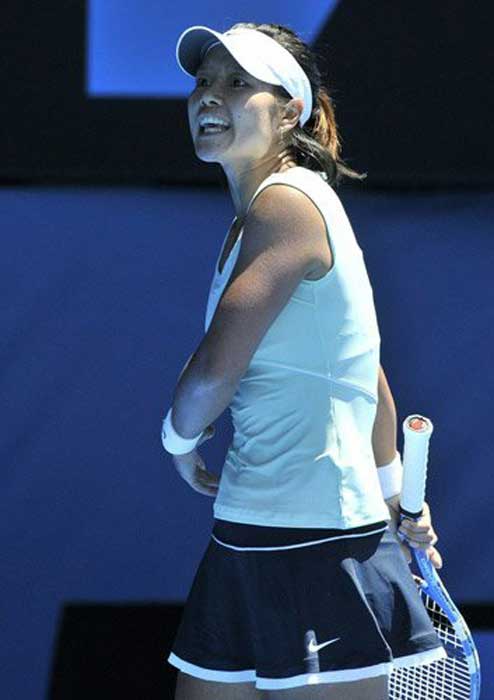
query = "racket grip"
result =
(400, 414, 434, 519)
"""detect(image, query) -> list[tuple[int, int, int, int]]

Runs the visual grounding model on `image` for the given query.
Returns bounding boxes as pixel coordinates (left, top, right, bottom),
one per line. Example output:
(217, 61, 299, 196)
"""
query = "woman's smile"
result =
(199, 124, 232, 136)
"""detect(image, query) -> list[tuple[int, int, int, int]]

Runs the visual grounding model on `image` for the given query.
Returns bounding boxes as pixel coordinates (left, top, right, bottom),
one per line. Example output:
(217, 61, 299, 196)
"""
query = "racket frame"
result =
(395, 413, 481, 700)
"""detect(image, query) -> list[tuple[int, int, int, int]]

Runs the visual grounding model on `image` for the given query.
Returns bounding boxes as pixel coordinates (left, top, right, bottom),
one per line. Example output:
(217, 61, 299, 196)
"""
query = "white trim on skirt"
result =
(210, 524, 388, 552)
(167, 645, 447, 690)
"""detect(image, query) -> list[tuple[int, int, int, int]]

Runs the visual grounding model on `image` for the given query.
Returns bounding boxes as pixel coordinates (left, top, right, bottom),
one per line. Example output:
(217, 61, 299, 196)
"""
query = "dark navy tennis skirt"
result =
(167, 518, 447, 691)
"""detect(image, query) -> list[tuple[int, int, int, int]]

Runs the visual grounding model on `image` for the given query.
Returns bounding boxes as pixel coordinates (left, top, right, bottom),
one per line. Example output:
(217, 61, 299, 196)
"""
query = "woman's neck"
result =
(233, 159, 299, 226)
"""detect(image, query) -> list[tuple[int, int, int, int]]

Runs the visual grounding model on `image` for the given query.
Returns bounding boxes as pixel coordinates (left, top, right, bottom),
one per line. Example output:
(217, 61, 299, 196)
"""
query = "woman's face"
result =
(187, 43, 286, 167)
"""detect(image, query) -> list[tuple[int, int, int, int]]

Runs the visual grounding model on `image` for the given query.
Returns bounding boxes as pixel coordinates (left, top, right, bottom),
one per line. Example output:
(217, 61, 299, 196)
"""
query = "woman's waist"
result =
(211, 517, 388, 549)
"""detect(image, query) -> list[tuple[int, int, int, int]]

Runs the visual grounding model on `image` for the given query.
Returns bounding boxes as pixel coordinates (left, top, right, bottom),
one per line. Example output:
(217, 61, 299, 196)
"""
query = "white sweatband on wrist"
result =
(161, 406, 205, 455)
(377, 451, 403, 500)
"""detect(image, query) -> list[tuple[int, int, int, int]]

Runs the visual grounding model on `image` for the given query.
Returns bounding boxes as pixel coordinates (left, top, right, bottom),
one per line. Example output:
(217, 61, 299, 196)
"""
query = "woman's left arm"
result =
(386, 494, 443, 569)
(374, 365, 443, 569)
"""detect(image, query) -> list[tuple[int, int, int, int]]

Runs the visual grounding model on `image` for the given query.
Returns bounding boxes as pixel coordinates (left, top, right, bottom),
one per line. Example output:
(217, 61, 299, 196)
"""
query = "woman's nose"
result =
(199, 81, 224, 106)
(201, 93, 222, 107)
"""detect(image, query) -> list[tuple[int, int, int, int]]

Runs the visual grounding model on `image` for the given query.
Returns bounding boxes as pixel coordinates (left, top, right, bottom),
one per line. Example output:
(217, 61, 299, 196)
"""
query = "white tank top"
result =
(205, 166, 390, 529)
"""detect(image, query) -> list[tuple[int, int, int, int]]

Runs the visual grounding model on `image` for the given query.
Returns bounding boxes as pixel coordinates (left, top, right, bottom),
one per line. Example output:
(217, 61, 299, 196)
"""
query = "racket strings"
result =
(389, 592, 471, 700)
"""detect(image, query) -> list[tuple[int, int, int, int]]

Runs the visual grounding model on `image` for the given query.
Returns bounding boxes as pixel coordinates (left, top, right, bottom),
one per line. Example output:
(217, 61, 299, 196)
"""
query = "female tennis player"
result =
(162, 22, 447, 699)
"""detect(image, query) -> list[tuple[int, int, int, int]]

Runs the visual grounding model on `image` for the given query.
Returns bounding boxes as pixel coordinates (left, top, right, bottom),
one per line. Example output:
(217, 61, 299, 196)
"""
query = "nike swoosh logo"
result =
(308, 637, 340, 653)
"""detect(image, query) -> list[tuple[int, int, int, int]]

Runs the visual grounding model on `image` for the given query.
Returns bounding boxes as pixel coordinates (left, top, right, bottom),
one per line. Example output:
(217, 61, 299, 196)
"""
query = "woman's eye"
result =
(195, 77, 246, 87)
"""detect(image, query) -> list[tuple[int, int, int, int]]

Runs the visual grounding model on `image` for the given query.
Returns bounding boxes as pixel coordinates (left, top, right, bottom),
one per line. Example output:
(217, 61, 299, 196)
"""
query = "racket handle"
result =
(400, 414, 434, 519)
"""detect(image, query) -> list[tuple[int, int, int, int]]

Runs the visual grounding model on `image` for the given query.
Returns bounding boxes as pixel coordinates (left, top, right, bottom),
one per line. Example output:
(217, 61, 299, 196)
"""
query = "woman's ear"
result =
(282, 97, 304, 131)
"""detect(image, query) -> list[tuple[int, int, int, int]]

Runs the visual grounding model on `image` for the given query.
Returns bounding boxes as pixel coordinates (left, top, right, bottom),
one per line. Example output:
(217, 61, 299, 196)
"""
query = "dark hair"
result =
(229, 22, 367, 188)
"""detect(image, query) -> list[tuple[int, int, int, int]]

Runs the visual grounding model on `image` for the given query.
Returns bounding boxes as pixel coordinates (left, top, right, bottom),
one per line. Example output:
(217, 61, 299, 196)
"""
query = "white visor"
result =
(175, 25, 313, 127)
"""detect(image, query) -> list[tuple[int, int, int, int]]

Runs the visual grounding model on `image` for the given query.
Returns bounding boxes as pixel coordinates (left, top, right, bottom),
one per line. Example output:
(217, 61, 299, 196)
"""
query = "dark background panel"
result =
(2, 1, 493, 185)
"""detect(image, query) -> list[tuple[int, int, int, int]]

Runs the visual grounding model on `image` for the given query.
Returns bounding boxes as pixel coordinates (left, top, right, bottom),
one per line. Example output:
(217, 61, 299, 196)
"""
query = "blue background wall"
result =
(87, 0, 341, 96)
(1, 185, 492, 698)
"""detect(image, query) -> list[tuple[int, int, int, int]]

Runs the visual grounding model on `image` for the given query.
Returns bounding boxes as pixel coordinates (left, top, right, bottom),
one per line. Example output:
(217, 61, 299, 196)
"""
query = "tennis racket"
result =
(388, 414, 481, 700)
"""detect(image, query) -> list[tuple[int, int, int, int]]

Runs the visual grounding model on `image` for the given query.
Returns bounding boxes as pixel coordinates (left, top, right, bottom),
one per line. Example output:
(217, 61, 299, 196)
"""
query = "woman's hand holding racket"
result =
(171, 424, 219, 497)
(388, 415, 481, 699)
(386, 495, 443, 569)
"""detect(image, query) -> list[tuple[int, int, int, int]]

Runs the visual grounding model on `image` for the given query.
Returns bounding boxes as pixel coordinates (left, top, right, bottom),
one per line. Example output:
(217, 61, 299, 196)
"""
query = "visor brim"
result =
(176, 26, 225, 76)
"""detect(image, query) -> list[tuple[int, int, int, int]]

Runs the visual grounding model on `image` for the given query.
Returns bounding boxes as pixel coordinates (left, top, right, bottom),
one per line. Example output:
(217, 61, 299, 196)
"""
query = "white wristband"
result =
(161, 406, 205, 455)
(377, 451, 403, 500)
